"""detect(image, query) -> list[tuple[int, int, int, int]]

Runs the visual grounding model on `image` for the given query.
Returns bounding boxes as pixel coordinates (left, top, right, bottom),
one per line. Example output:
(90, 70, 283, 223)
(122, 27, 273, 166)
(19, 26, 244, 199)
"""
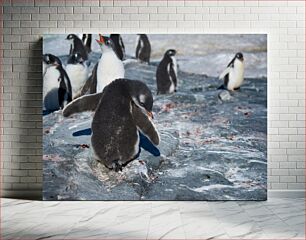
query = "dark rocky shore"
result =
(43, 57, 267, 201)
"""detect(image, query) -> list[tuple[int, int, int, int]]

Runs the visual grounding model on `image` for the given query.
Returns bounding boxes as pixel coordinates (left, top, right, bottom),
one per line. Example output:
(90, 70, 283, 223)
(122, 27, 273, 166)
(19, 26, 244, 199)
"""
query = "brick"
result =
(138, 7, 157, 14)
(176, 7, 196, 14)
(83, 0, 99, 6)
(21, 6, 39, 13)
(58, 7, 73, 14)
(39, 21, 57, 28)
(74, 7, 90, 14)
(148, 1, 167, 6)
(39, 7, 57, 14)
(12, 14, 31, 20)
(131, 0, 147, 6)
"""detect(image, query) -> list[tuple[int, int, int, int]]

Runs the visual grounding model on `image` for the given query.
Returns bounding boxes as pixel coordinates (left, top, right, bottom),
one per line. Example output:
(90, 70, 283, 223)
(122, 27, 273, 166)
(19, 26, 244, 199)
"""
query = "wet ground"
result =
(43, 55, 267, 200)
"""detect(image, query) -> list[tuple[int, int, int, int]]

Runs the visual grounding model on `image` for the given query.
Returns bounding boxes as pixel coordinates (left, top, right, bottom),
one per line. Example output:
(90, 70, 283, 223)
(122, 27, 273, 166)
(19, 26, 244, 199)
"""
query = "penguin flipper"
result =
(63, 92, 103, 117)
(219, 67, 230, 80)
(72, 128, 92, 136)
(132, 105, 160, 146)
(139, 131, 160, 156)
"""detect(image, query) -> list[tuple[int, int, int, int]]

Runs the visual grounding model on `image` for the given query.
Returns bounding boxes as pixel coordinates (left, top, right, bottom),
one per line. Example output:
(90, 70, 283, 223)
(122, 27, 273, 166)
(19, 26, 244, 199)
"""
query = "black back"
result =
(82, 34, 92, 53)
(67, 34, 88, 60)
(136, 34, 151, 63)
(156, 50, 177, 94)
(57, 65, 72, 109)
(110, 34, 125, 60)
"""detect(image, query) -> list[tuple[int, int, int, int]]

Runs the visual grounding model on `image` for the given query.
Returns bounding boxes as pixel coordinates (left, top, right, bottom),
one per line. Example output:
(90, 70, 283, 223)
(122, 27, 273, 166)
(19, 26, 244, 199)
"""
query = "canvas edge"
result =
(1, 190, 304, 200)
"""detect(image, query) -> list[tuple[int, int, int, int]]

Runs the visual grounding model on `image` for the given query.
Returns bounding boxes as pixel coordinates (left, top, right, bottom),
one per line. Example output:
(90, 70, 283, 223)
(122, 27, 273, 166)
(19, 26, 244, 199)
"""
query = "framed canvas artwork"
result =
(43, 34, 267, 200)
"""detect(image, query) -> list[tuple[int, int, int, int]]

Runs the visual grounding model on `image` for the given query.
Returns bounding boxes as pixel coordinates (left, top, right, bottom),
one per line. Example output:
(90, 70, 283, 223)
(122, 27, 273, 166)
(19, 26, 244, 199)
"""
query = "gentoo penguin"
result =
(65, 53, 89, 99)
(63, 79, 160, 172)
(43, 54, 72, 111)
(156, 49, 178, 94)
(82, 34, 92, 53)
(95, 34, 125, 93)
(66, 34, 88, 61)
(218, 52, 245, 91)
(135, 34, 151, 64)
(110, 34, 125, 60)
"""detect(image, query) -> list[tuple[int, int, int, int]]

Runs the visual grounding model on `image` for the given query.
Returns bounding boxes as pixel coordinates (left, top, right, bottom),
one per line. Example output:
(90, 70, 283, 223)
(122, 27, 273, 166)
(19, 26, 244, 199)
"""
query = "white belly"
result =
(43, 66, 60, 111)
(66, 63, 89, 98)
(96, 52, 125, 93)
(171, 56, 177, 77)
(167, 62, 175, 94)
(227, 61, 244, 91)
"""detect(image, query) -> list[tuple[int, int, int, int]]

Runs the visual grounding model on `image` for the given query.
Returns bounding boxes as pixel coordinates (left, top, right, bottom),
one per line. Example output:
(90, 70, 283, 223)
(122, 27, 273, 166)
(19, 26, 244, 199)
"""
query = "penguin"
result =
(43, 54, 72, 112)
(63, 79, 160, 172)
(66, 34, 88, 61)
(79, 62, 99, 97)
(135, 34, 151, 64)
(82, 34, 92, 53)
(95, 34, 125, 93)
(156, 49, 178, 94)
(65, 53, 89, 99)
(110, 34, 125, 60)
(218, 52, 245, 91)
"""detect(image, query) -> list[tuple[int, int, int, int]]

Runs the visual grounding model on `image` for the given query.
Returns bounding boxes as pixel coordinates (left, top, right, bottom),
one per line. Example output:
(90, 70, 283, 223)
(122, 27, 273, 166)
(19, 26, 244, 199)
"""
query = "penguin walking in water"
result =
(110, 34, 125, 60)
(79, 35, 125, 94)
(156, 49, 178, 94)
(43, 54, 72, 112)
(66, 34, 88, 61)
(136, 34, 151, 64)
(63, 79, 160, 172)
(65, 53, 89, 99)
(82, 34, 92, 54)
(218, 52, 245, 91)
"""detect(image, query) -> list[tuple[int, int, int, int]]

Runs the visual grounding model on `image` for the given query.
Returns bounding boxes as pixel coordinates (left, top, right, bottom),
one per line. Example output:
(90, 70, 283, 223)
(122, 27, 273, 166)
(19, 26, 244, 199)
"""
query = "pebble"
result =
(218, 90, 231, 101)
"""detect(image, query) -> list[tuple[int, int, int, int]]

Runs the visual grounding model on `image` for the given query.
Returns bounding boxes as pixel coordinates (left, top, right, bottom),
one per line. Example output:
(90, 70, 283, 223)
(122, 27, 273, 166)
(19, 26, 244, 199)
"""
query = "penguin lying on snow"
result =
(110, 34, 125, 60)
(136, 34, 151, 64)
(79, 34, 125, 95)
(156, 49, 178, 94)
(63, 79, 160, 172)
(65, 53, 89, 99)
(66, 34, 88, 61)
(43, 54, 72, 112)
(218, 52, 245, 91)
(82, 34, 92, 53)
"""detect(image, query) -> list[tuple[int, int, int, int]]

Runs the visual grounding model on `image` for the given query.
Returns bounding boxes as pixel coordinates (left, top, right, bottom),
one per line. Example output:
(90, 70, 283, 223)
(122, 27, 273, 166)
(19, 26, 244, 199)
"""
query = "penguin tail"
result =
(63, 92, 103, 117)
(217, 84, 226, 90)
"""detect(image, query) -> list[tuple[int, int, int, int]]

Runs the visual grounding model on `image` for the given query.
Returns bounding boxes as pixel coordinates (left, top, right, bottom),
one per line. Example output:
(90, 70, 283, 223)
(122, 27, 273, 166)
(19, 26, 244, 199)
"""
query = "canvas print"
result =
(43, 34, 267, 200)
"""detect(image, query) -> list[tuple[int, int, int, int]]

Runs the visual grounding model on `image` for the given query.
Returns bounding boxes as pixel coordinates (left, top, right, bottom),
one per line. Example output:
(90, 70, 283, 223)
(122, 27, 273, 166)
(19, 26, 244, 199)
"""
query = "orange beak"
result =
(96, 34, 105, 45)
(147, 111, 154, 119)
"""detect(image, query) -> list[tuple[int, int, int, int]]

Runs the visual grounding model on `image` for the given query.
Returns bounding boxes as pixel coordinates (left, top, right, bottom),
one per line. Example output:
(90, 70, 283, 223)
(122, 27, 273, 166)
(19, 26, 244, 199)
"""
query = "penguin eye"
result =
(139, 102, 145, 107)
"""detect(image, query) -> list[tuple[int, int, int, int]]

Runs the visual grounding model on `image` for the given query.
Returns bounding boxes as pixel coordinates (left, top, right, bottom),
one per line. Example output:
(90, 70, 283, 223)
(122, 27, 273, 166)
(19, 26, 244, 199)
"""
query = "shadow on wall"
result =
(6, 39, 44, 200)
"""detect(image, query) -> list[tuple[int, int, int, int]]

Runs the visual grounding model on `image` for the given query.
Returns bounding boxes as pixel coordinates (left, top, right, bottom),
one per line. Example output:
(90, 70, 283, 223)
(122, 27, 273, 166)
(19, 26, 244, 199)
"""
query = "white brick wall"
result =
(0, 0, 305, 197)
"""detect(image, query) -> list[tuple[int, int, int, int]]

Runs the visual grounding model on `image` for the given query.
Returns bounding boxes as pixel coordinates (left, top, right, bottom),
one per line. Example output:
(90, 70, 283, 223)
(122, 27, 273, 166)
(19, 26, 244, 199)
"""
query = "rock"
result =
(218, 90, 231, 101)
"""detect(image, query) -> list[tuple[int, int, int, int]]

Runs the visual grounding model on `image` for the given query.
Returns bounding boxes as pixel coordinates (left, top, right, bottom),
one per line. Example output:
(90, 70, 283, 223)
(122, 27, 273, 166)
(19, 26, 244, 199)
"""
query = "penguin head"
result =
(235, 52, 244, 61)
(66, 34, 77, 41)
(43, 54, 62, 66)
(127, 80, 154, 119)
(96, 34, 114, 49)
(67, 53, 84, 65)
(165, 49, 176, 57)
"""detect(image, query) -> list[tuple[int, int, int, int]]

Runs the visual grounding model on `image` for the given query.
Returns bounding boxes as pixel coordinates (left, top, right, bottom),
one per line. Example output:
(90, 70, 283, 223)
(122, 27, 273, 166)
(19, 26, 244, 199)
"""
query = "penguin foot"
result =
(234, 87, 241, 91)
(217, 84, 226, 90)
(112, 160, 123, 172)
